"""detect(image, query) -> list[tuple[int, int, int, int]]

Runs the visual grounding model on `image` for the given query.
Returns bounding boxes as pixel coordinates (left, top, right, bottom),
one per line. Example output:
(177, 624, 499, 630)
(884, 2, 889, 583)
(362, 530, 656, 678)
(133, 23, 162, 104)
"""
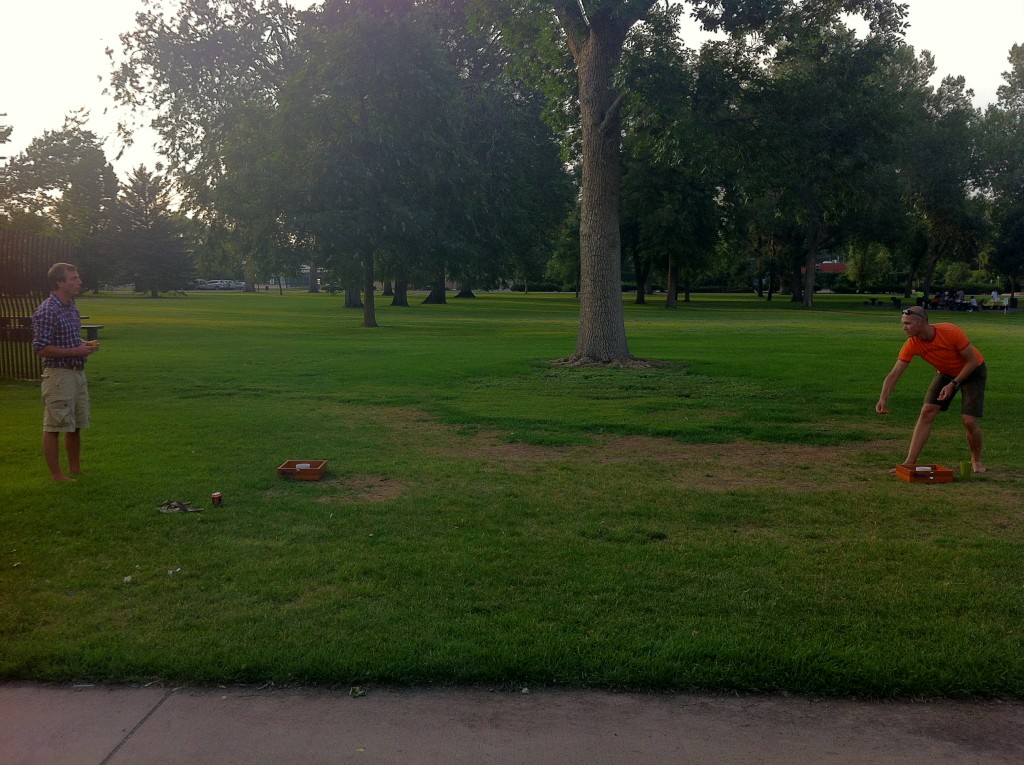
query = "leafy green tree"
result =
(844, 241, 892, 293)
(980, 44, 1024, 298)
(0, 113, 120, 290)
(764, 32, 909, 306)
(988, 207, 1024, 298)
(110, 0, 301, 212)
(544, 202, 582, 293)
(110, 0, 303, 293)
(695, 1, 912, 306)
(215, 1, 571, 325)
(271, 1, 472, 325)
(900, 72, 986, 299)
(445, 78, 573, 299)
(120, 165, 192, 296)
(619, 4, 721, 306)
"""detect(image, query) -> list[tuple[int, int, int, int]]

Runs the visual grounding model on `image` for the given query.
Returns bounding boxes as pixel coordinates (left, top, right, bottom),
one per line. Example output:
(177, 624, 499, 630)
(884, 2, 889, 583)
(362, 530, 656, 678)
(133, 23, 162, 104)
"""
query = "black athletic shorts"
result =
(925, 362, 986, 417)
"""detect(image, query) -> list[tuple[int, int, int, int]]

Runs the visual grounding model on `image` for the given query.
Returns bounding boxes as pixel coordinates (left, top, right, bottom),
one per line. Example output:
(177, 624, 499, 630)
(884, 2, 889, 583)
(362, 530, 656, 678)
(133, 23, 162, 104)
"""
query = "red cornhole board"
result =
(895, 464, 954, 484)
(277, 460, 328, 481)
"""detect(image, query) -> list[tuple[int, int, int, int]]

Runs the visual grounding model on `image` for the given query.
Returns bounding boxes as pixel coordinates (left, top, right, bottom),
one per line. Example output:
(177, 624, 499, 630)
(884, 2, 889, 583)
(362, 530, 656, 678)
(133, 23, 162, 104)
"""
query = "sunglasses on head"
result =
(902, 309, 923, 317)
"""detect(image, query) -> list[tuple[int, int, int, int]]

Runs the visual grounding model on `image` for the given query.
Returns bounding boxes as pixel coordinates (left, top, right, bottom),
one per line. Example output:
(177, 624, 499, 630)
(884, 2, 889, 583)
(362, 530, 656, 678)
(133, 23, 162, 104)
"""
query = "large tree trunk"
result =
(665, 259, 678, 309)
(556, 6, 639, 364)
(362, 251, 377, 328)
(422, 270, 447, 304)
(802, 221, 826, 308)
(921, 238, 949, 302)
(244, 256, 256, 293)
(632, 252, 648, 304)
(344, 285, 362, 309)
(789, 257, 803, 303)
(802, 248, 816, 307)
(391, 278, 409, 307)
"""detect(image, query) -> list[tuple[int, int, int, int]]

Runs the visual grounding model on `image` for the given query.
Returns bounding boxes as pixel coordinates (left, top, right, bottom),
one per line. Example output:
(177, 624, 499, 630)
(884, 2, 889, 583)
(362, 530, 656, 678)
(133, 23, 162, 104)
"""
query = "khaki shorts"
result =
(41, 367, 90, 432)
(925, 362, 986, 418)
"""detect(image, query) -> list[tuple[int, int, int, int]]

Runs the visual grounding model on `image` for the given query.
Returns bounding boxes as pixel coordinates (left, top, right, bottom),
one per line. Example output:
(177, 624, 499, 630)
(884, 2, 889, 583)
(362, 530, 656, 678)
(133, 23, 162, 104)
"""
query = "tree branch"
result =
(599, 91, 627, 135)
(551, 0, 588, 61)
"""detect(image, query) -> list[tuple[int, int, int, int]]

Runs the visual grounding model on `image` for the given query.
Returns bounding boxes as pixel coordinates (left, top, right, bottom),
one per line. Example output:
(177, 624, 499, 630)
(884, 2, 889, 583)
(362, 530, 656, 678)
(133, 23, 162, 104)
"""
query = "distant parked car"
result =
(193, 279, 208, 290)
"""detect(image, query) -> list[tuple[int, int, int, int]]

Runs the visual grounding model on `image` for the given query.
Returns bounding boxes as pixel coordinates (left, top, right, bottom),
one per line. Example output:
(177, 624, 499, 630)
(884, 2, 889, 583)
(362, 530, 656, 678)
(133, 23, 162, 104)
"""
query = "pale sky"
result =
(2, 0, 1022, 178)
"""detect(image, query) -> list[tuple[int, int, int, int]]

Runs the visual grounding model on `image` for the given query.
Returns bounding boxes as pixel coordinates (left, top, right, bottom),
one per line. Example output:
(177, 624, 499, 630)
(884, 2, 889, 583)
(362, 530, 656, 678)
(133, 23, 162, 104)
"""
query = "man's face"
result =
(900, 310, 925, 337)
(59, 269, 83, 297)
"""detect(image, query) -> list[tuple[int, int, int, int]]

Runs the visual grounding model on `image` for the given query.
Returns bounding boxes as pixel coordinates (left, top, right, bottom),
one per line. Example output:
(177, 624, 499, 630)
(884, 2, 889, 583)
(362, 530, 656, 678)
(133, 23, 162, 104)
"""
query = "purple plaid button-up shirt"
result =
(32, 293, 85, 369)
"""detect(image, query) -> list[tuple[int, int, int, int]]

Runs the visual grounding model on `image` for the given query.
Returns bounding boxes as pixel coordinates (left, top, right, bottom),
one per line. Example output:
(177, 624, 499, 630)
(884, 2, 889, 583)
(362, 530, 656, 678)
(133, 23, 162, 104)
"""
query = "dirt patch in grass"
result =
(466, 430, 570, 464)
(333, 407, 1024, 507)
(581, 436, 892, 493)
(455, 429, 888, 492)
(448, 427, 1023, 502)
(316, 475, 406, 504)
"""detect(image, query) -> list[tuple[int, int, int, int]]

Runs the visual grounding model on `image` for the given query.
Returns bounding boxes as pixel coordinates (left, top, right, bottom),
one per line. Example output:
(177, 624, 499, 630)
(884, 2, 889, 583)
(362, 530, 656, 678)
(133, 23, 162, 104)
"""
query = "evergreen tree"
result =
(120, 165, 192, 296)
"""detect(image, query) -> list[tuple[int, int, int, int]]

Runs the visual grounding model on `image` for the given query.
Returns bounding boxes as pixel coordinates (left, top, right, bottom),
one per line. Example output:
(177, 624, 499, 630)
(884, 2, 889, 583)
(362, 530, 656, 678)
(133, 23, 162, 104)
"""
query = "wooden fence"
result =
(0, 230, 77, 381)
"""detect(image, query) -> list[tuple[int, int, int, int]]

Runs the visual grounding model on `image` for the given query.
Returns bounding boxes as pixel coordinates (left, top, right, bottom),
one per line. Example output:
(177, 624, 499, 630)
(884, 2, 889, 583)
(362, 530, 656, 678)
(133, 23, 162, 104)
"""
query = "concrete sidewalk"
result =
(1, 682, 1021, 764)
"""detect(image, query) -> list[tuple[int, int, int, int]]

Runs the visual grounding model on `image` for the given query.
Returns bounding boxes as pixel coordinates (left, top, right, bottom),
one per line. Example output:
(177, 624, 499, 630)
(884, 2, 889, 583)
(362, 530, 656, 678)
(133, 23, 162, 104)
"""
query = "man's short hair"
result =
(47, 263, 78, 290)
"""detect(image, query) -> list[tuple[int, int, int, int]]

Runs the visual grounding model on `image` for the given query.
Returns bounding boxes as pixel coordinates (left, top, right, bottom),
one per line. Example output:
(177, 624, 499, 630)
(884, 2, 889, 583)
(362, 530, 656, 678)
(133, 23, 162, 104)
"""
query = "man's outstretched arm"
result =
(876, 360, 909, 414)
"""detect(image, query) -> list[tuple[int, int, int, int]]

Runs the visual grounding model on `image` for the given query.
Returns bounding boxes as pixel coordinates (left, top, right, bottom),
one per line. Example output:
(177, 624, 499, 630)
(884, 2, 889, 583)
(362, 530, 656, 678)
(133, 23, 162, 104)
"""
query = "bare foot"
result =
(972, 463, 987, 474)
(52, 475, 76, 482)
(887, 463, 914, 475)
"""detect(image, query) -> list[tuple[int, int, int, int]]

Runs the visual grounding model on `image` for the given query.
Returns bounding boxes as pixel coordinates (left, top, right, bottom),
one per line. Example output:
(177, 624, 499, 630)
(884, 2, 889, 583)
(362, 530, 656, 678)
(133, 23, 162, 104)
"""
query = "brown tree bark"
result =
(344, 285, 362, 308)
(553, 2, 655, 364)
(391, 278, 409, 307)
(422, 270, 447, 304)
(362, 250, 377, 328)
(665, 258, 678, 309)
(801, 220, 826, 308)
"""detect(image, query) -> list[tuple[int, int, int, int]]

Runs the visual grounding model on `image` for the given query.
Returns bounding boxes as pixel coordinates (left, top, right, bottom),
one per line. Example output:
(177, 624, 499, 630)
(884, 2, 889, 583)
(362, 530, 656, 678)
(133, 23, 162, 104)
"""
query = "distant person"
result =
(31, 263, 99, 481)
(875, 307, 987, 473)
(990, 289, 1002, 308)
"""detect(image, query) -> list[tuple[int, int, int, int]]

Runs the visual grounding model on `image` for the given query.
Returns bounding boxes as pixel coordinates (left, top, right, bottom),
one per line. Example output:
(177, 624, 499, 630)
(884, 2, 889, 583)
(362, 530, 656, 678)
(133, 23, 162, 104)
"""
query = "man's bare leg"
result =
(902, 404, 940, 466)
(963, 415, 986, 473)
(42, 432, 72, 481)
(66, 429, 82, 474)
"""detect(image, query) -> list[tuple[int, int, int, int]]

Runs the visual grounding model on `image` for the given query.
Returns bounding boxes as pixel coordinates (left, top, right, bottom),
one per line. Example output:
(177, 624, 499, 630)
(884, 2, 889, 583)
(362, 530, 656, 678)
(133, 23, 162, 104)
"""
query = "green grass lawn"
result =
(2, 290, 1021, 697)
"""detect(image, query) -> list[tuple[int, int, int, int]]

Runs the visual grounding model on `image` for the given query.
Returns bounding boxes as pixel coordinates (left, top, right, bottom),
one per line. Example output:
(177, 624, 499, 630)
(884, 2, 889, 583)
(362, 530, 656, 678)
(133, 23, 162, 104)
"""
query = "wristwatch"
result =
(950, 379, 961, 390)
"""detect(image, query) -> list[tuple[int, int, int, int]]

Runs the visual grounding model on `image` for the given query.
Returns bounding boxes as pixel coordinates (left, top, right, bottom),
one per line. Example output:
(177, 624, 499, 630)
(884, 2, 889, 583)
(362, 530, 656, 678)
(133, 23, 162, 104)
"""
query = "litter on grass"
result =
(157, 500, 203, 513)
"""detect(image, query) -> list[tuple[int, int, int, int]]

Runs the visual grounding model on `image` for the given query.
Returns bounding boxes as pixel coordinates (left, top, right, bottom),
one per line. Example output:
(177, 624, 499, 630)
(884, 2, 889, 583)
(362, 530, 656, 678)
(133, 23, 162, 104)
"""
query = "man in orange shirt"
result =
(876, 307, 987, 472)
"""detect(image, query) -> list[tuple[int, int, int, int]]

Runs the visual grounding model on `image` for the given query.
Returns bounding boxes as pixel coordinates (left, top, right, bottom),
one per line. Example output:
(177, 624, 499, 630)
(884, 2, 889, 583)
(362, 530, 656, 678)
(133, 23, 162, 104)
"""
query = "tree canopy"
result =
(3, 0, 1013, 320)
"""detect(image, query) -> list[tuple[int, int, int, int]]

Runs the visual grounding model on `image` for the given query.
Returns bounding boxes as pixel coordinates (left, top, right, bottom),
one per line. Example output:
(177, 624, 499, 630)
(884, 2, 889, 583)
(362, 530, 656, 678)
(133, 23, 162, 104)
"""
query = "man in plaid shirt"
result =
(32, 263, 100, 481)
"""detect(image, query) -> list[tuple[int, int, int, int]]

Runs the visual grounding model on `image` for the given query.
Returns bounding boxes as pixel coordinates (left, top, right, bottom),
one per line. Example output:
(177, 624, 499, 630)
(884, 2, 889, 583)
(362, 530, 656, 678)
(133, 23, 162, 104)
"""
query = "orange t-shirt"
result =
(898, 323, 984, 377)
